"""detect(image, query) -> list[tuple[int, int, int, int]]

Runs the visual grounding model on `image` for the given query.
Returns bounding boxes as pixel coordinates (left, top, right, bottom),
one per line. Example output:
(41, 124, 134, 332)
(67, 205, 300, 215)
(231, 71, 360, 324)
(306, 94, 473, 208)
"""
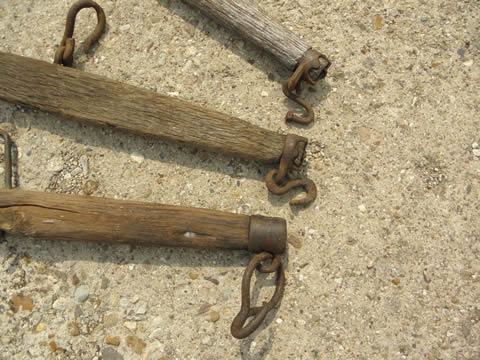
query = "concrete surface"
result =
(0, 0, 479, 359)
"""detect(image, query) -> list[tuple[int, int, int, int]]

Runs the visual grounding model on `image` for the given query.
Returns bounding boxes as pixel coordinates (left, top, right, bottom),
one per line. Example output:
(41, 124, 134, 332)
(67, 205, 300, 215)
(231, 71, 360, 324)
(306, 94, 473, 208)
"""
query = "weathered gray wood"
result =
(0, 52, 286, 163)
(0, 189, 251, 250)
(181, 0, 310, 70)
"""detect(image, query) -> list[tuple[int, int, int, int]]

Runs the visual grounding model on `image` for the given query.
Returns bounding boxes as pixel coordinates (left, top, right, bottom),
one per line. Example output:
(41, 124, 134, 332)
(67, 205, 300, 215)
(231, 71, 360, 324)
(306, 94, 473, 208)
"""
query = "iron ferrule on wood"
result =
(0, 51, 316, 205)
(180, 0, 331, 125)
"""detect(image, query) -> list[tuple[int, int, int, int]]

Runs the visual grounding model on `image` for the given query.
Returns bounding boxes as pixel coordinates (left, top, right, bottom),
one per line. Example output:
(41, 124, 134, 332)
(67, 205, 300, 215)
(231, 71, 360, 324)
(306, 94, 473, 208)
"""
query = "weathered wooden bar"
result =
(182, 0, 309, 70)
(0, 189, 286, 254)
(179, 0, 331, 125)
(0, 51, 289, 164)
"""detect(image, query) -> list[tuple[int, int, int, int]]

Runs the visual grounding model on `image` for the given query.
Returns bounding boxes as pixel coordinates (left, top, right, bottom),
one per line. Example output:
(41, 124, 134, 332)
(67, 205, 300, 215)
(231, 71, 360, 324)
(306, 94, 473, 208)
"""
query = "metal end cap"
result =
(248, 215, 287, 255)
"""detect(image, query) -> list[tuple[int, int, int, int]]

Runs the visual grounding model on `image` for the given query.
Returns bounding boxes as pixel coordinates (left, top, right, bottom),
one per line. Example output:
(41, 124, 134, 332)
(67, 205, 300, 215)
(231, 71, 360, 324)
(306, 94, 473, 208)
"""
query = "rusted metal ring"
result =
(231, 253, 285, 339)
(274, 134, 307, 183)
(54, 0, 107, 67)
(283, 49, 331, 125)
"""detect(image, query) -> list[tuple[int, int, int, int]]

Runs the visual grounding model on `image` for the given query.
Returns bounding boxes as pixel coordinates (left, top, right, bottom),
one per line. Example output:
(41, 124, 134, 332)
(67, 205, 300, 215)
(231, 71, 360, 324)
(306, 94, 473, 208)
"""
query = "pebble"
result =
(197, 303, 212, 315)
(68, 321, 80, 336)
(102, 347, 124, 360)
(101, 276, 110, 289)
(204, 276, 219, 285)
(391, 278, 401, 286)
(120, 298, 130, 308)
(373, 15, 383, 30)
(130, 152, 144, 163)
(135, 301, 148, 315)
(126, 335, 146, 354)
(209, 310, 220, 322)
(358, 204, 367, 212)
(10, 294, 33, 312)
(119, 24, 131, 32)
(106, 335, 121, 346)
(261, 91, 268, 97)
(158, 53, 167, 66)
(103, 313, 119, 328)
(83, 180, 99, 195)
(74, 285, 90, 303)
(188, 271, 199, 280)
(71, 274, 80, 286)
(79, 155, 89, 175)
(124, 321, 137, 331)
(35, 323, 46, 333)
(463, 60, 474, 67)
(276, 318, 283, 324)
(288, 236, 303, 249)
(473, 149, 480, 157)
(47, 157, 64, 172)
(201, 336, 211, 345)
(52, 298, 69, 311)
(472, 142, 479, 149)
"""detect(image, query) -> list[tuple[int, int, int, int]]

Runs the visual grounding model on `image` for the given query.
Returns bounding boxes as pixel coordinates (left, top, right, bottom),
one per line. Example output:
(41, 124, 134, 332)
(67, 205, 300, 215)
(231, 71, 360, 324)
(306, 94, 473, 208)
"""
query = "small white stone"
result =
(52, 297, 69, 311)
(463, 60, 474, 67)
(119, 24, 131, 32)
(276, 318, 283, 324)
(79, 155, 89, 175)
(473, 149, 480, 157)
(261, 91, 268, 97)
(472, 142, 479, 149)
(120, 297, 130, 308)
(135, 301, 147, 315)
(124, 321, 137, 331)
(158, 53, 166, 66)
(74, 285, 90, 303)
(47, 157, 64, 172)
(130, 152, 144, 163)
(358, 204, 367, 212)
(201, 336, 211, 345)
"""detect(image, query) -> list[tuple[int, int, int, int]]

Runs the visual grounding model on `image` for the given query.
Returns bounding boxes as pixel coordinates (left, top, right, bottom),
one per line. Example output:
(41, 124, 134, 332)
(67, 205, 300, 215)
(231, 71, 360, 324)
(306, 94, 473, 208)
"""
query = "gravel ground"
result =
(0, 0, 479, 359)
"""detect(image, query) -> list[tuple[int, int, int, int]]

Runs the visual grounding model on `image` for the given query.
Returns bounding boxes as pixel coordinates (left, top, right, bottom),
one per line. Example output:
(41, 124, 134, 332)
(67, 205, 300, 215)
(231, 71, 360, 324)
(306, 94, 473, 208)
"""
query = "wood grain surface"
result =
(0, 190, 251, 250)
(181, 0, 310, 69)
(0, 52, 286, 163)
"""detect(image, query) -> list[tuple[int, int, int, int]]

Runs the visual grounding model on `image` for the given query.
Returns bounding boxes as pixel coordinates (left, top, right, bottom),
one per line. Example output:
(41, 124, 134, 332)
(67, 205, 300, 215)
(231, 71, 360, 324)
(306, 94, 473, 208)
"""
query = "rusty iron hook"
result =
(54, 0, 107, 67)
(283, 49, 331, 125)
(231, 252, 285, 339)
(265, 169, 317, 206)
(266, 134, 317, 206)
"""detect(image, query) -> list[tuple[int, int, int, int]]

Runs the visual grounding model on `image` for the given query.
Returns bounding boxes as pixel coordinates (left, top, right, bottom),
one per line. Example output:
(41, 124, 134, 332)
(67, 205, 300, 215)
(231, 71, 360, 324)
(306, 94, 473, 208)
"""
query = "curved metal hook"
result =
(54, 0, 107, 67)
(265, 169, 317, 206)
(264, 134, 316, 206)
(231, 253, 285, 339)
(283, 49, 331, 125)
